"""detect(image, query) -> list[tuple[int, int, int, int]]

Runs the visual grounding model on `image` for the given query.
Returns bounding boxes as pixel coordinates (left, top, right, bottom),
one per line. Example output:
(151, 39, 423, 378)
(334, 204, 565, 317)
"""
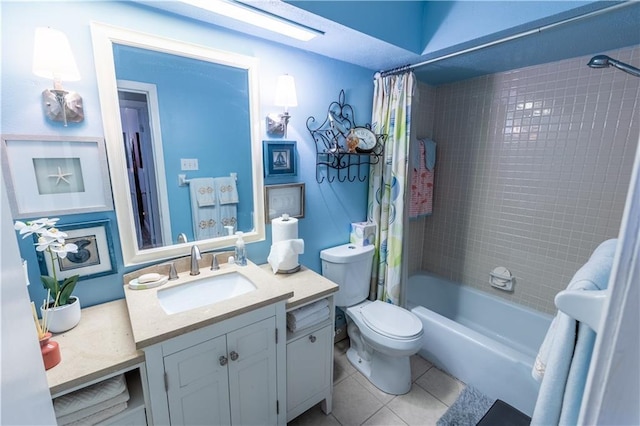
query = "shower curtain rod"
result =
(378, 1, 634, 78)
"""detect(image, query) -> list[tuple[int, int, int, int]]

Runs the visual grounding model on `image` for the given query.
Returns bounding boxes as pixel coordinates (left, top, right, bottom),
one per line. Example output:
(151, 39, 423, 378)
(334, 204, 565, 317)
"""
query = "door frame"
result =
(117, 80, 172, 247)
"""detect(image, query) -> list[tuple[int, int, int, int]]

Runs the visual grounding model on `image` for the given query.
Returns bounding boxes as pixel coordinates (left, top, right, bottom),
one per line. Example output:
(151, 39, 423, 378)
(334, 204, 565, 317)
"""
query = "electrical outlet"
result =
(180, 158, 199, 171)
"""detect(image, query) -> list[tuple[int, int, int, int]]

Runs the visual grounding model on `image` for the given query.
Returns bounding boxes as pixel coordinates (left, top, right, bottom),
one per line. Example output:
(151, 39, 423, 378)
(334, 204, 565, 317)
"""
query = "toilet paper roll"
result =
(268, 239, 304, 273)
(272, 215, 298, 243)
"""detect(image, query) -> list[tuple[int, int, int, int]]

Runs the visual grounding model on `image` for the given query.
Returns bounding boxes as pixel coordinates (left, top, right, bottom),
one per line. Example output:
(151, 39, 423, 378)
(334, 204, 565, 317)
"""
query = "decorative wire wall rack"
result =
(306, 90, 386, 183)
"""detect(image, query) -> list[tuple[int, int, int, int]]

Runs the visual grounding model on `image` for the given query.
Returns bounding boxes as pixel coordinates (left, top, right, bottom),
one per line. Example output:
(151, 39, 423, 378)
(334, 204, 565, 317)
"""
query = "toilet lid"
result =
(360, 301, 423, 340)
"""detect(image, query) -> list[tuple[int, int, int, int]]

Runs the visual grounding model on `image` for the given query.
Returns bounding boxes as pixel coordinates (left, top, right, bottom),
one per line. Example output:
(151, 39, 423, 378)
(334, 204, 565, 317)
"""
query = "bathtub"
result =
(406, 272, 552, 416)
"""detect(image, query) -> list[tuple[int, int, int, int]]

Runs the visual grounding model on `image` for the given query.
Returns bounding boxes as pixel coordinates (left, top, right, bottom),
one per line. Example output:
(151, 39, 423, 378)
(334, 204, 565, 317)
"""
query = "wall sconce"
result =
(32, 27, 84, 126)
(266, 74, 298, 138)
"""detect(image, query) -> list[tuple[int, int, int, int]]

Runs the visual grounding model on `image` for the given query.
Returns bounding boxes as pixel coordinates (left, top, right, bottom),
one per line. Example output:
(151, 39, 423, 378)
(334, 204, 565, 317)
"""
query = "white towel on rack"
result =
(217, 204, 237, 236)
(558, 321, 597, 425)
(191, 178, 216, 207)
(531, 239, 617, 426)
(189, 181, 217, 239)
(532, 239, 617, 381)
(215, 176, 239, 205)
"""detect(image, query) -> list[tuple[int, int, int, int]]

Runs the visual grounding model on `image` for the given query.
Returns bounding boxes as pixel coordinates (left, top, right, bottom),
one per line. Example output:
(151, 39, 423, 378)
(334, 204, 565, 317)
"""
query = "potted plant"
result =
(15, 217, 81, 333)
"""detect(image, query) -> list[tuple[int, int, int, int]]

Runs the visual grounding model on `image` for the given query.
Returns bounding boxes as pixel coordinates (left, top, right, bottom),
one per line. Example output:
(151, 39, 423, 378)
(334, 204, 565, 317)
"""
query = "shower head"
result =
(587, 55, 640, 77)
(587, 55, 612, 68)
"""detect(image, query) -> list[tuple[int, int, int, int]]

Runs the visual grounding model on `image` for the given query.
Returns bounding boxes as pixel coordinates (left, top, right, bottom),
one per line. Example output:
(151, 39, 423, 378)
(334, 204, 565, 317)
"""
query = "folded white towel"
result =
(288, 299, 329, 322)
(57, 388, 130, 424)
(53, 374, 127, 417)
(287, 307, 330, 332)
(287, 306, 330, 326)
(191, 178, 216, 207)
(63, 401, 128, 426)
(215, 176, 239, 205)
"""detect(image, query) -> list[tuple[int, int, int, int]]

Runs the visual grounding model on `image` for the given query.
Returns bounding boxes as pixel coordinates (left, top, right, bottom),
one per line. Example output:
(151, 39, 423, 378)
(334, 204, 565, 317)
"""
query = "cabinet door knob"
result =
(230, 351, 239, 361)
(309, 335, 317, 343)
(219, 355, 228, 366)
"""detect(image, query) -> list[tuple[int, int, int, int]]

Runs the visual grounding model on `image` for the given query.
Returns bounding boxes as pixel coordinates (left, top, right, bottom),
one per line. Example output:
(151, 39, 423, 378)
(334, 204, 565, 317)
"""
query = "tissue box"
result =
(350, 221, 376, 246)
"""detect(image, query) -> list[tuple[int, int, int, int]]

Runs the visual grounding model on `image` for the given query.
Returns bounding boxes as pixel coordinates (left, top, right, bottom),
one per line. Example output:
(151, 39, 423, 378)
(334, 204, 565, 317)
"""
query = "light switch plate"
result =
(180, 158, 199, 171)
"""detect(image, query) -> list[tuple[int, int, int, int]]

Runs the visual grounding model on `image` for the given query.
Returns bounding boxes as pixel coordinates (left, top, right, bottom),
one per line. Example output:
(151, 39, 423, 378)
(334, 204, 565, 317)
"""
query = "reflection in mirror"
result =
(114, 45, 255, 249)
(117, 81, 168, 249)
(91, 22, 265, 266)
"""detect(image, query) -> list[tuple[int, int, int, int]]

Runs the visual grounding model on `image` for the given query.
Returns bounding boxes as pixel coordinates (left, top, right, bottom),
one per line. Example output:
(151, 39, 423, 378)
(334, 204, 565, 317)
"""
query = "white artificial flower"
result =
(14, 217, 60, 238)
(35, 236, 55, 252)
(35, 218, 60, 227)
(40, 227, 68, 242)
(14, 217, 78, 309)
(50, 242, 78, 258)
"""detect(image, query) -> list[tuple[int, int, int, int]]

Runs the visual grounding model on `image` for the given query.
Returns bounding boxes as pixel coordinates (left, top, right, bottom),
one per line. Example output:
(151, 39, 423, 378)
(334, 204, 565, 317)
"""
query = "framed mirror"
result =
(91, 22, 265, 266)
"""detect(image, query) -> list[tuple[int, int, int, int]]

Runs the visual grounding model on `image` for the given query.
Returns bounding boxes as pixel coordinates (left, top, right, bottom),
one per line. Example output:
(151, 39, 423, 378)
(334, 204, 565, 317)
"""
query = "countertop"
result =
(45, 299, 144, 397)
(45, 263, 338, 395)
(259, 264, 338, 310)
(124, 260, 295, 349)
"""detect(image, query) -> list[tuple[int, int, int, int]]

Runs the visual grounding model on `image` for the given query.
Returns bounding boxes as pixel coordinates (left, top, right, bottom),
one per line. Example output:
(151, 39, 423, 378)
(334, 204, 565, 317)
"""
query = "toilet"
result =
(320, 243, 423, 395)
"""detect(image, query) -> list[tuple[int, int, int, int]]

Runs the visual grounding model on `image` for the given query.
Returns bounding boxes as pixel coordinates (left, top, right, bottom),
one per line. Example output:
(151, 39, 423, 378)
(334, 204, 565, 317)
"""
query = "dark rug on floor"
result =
(437, 386, 496, 426)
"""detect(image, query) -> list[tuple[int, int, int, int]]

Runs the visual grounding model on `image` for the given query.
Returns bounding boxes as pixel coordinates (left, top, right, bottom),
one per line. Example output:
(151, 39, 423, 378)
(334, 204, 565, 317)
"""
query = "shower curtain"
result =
(367, 71, 415, 305)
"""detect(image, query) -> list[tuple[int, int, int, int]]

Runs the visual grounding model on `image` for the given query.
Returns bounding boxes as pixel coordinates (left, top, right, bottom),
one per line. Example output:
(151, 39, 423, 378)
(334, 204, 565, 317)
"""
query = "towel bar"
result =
(178, 172, 237, 186)
(555, 289, 607, 333)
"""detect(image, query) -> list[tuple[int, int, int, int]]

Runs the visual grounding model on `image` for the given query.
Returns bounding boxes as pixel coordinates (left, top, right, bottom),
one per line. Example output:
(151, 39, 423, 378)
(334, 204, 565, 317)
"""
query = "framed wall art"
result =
(37, 219, 116, 281)
(263, 140, 297, 178)
(1, 135, 113, 218)
(264, 183, 305, 223)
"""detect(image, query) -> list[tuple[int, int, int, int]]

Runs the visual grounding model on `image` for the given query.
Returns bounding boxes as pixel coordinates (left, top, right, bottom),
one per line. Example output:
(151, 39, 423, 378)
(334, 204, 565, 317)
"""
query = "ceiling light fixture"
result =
(180, 0, 322, 41)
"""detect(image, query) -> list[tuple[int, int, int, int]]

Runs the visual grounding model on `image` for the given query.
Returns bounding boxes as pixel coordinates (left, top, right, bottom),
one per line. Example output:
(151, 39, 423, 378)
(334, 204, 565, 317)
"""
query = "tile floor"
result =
(288, 339, 466, 426)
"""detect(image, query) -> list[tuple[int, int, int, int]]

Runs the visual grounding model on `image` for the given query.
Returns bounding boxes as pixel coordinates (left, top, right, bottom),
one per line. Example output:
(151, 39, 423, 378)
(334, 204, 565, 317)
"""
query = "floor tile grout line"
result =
(359, 405, 387, 426)
(328, 344, 459, 426)
(412, 366, 456, 409)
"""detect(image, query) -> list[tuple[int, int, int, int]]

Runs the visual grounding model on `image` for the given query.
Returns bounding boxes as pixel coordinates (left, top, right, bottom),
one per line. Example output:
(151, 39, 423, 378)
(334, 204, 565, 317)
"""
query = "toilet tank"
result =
(320, 244, 374, 307)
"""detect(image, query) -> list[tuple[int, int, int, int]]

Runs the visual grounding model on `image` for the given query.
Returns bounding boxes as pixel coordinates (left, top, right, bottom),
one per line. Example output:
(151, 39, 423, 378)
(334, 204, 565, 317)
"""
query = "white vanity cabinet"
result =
(285, 296, 335, 422)
(143, 303, 287, 425)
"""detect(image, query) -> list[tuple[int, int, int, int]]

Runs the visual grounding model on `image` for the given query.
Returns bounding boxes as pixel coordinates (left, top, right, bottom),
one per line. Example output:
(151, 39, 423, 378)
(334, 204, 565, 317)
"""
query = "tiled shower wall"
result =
(408, 46, 639, 314)
(407, 83, 437, 274)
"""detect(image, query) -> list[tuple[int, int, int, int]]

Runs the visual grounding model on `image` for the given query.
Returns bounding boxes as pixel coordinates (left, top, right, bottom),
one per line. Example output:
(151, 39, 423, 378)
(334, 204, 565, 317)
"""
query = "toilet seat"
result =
(360, 301, 423, 340)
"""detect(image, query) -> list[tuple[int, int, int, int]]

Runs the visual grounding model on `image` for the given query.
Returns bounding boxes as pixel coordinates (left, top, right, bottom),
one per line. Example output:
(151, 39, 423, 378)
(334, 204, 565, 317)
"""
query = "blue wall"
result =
(1, 1, 374, 308)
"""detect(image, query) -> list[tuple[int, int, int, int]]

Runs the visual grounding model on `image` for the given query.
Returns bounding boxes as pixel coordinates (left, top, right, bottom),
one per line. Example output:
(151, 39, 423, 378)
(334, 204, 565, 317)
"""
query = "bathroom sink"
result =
(158, 272, 257, 314)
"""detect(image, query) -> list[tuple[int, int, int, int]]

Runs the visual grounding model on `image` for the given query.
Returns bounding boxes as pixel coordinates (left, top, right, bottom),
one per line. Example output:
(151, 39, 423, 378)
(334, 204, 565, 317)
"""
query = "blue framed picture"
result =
(37, 219, 117, 281)
(263, 140, 297, 178)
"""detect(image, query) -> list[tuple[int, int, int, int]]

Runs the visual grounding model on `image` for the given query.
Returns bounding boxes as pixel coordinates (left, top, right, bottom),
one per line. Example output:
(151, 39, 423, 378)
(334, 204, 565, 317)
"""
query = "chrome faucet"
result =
(190, 245, 202, 275)
(211, 253, 220, 271)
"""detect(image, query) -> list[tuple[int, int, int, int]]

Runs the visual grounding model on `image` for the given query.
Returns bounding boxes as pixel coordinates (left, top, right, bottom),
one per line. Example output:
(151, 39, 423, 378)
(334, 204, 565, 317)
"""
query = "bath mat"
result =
(437, 386, 496, 426)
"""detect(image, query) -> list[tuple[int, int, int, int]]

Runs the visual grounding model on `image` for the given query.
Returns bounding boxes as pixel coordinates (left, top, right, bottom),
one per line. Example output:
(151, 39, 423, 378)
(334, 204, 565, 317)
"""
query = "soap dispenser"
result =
(234, 231, 247, 266)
